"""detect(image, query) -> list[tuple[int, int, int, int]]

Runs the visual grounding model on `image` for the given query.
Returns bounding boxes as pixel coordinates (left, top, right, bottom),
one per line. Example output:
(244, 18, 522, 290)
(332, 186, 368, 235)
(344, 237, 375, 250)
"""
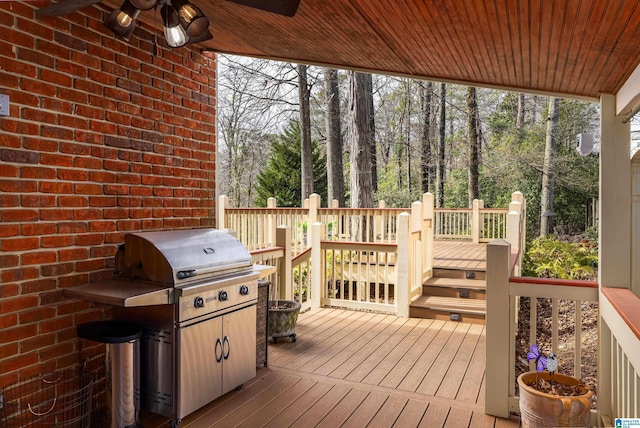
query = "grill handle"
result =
(215, 338, 223, 363)
(223, 336, 230, 360)
(176, 261, 251, 282)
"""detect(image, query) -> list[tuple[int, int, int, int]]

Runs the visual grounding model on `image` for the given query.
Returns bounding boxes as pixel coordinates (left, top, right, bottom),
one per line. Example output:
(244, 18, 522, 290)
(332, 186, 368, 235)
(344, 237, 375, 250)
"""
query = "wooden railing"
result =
(485, 239, 599, 420)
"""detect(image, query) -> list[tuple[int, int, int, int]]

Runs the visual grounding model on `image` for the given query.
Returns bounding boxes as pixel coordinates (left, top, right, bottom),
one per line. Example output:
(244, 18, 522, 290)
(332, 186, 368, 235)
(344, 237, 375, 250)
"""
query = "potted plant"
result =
(267, 299, 301, 343)
(518, 344, 593, 427)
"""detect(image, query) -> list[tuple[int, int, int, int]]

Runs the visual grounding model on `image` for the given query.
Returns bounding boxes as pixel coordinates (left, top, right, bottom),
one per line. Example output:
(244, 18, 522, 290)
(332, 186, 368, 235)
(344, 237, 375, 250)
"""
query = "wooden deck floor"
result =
(141, 307, 518, 428)
(433, 241, 487, 271)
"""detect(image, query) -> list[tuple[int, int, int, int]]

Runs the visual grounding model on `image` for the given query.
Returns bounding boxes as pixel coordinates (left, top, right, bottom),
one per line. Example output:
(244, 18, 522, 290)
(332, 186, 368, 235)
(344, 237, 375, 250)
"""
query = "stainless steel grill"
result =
(67, 228, 260, 426)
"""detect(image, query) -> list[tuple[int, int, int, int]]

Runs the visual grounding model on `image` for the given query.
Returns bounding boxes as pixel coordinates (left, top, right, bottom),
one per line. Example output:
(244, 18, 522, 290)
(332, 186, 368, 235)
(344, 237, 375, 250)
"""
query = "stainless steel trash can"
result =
(78, 320, 142, 428)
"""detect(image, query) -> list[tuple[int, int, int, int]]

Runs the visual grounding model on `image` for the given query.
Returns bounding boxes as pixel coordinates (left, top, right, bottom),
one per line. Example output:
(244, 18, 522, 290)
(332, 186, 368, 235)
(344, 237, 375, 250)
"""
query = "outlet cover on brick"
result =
(0, 94, 9, 116)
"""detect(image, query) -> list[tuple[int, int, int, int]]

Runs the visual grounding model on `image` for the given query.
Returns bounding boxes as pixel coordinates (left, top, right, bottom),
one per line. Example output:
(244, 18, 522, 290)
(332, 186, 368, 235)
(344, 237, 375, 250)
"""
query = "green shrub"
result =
(523, 236, 598, 280)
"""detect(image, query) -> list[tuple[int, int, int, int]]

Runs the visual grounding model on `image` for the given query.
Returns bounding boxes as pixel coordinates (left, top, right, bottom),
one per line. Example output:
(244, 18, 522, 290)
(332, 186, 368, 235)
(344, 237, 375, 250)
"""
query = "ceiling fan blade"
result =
(37, 0, 103, 16)
(225, 0, 300, 17)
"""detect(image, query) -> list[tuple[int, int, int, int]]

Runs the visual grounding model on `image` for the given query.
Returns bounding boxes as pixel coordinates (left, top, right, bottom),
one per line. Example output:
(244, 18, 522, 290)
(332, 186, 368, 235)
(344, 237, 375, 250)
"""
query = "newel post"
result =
(309, 193, 320, 224)
(411, 201, 423, 292)
(472, 199, 482, 243)
(275, 225, 293, 301)
(485, 239, 512, 418)
(267, 197, 277, 246)
(376, 200, 386, 241)
(217, 195, 229, 230)
(396, 212, 410, 317)
(310, 222, 324, 308)
(507, 200, 522, 275)
(423, 193, 435, 276)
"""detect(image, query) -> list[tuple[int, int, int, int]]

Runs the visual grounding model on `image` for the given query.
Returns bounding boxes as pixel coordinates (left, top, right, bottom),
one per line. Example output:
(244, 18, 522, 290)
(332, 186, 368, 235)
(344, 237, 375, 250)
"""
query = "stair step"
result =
(433, 268, 486, 281)
(424, 277, 486, 290)
(411, 295, 486, 315)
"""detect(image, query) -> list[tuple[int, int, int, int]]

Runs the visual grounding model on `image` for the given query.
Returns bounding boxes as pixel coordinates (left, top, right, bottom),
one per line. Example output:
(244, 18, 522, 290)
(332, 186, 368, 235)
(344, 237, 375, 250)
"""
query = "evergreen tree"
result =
(254, 120, 327, 207)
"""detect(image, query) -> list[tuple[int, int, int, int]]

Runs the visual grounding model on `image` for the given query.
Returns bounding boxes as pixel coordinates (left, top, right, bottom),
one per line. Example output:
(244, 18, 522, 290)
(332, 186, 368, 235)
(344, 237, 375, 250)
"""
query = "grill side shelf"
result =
(64, 280, 173, 307)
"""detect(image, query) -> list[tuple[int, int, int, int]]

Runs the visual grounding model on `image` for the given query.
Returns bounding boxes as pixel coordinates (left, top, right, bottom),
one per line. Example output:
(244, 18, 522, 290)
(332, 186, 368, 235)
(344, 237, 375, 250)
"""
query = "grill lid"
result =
(122, 228, 253, 286)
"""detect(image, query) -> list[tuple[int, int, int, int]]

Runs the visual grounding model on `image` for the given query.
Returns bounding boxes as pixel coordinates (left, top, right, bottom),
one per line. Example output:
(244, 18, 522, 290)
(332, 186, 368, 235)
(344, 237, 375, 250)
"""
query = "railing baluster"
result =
(552, 298, 559, 355)
(575, 300, 582, 378)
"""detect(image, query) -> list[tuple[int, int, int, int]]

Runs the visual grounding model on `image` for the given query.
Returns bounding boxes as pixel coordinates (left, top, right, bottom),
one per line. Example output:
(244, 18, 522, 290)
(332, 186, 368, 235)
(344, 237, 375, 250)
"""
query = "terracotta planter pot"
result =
(518, 371, 593, 427)
(268, 300, 301, 343)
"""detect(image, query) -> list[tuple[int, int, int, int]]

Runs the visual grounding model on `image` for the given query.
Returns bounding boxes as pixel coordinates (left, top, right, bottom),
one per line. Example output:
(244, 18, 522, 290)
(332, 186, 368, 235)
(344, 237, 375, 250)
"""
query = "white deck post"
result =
(331, 199, 339, 208)
(267, 197, 277, 246)
(276, 225, 293, 301)
(396, 212, 410, 317)
(506, 210, 521, 276)
(310, 222, 324, 308)
(309, 193, 320, 224)
(472, 199, 481, 243)
(411, 201, 423, 295)
(485, 239, 512, 418)
(376, 199, 386, 241)
(423, 193, 435, 276)
(217, 195, 229, 230)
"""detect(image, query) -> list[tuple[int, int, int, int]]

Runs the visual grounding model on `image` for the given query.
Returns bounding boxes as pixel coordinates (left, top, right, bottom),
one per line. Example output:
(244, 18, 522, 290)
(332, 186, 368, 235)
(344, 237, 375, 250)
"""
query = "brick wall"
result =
(0, 1, 217, 388)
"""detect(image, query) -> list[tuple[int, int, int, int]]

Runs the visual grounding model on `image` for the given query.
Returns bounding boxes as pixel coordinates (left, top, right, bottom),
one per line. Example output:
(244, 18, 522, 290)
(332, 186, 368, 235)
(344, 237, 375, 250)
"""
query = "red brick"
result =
(104, 86, 130, 101)
(41, 262, 75, 277)
(40, 315, 73, 334)
(0, 209, 38, 221)
(0, 353, 38, 373)
(40, 209, 73, 221)
(1, 237, 39, 251)
(0, 295, 39, 317)
(0, 194, 19, 207)
(40, 181, 73, 193)
(57, 87, 87, 104)
(59, 114, 89, 129)
(59, 273, 89, 288)
(41, 97, 73, 114)
(36, 39, 71, 59)
(40, 153, 73, 167)
(104, 184, 130, 194)
(57, 300, 90, 315)
(142, 219, 163, 229)
(21, 333, 56, 353)
(90, 120, 117, 134)
(40, 68, 72, 87)
(41, 235, 74, 248)
(89, 221, 117, 232)
(58, 168, 89, 181)
(40, 341, 75, 362)
(21, 251, 57, 265)
(58, 248, 88, 262)
(58, 195, 88, 207)
(74, 209, 102, 220)
(142, 197, 162, 206)
(89, 196, 116, 207)
(73, 157, 102, 169)
(20, 307, 56, 324)
(21, 223, 55, 237)
(0, 313, 17, 330)
(57, 222, 88, 234)
(1, 148, 39, 163)
(75, 104, 105, 120)
(77, 259, 106, 272)
(75, 234, 103, 246)
(116, 220, 141, 231)
(21, 194, 56, 207)
(104, 208, 127, 219)
(0, 343, 18, 360)
(22, 166, 55, 180)
(0, 283, 19, 299)
(39, 290, 65, 305)
(74, 183, 102, 194)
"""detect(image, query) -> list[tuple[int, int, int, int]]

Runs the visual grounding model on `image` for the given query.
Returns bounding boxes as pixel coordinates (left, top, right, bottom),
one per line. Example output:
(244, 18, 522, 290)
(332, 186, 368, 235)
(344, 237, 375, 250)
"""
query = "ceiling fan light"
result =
(104, 0, 140, 40)
(161, 5, 189, 47)
(175, 1, 209, 38)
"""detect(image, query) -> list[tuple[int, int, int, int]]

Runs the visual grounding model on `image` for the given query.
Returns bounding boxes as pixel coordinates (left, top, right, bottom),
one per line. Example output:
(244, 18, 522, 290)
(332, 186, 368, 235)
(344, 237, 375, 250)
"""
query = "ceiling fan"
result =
(36, 0, 301, 47)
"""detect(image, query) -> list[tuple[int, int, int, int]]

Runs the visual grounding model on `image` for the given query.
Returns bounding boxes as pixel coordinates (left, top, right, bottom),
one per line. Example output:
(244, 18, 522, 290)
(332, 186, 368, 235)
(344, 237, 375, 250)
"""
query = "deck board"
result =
(433, 240, 487, 271)
(141, 307, 519, 427)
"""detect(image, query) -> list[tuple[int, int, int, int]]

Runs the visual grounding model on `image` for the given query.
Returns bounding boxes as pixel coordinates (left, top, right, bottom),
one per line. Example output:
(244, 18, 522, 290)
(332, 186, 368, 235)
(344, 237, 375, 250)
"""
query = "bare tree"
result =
(324, 68, 345, 206)
(467, 86, 479, 206)
(436, 83, 446, 207)
(364, 73, 377, 191)
(540, 97, 560, 236)
(298, 64, 314, 200)
(348, 71, 374, 208)
(420, 81, 433, 193)
(517, 93, 526, 128)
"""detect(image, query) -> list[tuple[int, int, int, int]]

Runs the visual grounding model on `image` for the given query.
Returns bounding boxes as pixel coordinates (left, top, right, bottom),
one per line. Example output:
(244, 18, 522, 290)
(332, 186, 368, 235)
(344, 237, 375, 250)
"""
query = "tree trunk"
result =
(298, 64, 313, 201)
(436, 83, 446, 208)
(540, 97, 560, 237)
(348, 71, 374, 208)
(517, 93, 526, 128)
(420, 82, 433, 193)
(324, 68, 345, 206)
(467, 86, 479, 206)
(364, 73, 377, 192)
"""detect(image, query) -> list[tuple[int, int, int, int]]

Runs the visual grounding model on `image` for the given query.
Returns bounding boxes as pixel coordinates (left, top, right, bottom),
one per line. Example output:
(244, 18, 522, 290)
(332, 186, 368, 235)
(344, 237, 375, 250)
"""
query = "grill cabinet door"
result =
(177, 316, 223, 419)
(222, 305, 257, 394)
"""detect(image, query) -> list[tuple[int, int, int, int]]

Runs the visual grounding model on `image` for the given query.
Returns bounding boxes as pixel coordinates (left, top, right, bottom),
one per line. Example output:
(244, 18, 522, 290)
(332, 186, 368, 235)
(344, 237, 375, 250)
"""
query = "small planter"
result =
(268, 300, 301, 343)
(518, 371, 593, 427)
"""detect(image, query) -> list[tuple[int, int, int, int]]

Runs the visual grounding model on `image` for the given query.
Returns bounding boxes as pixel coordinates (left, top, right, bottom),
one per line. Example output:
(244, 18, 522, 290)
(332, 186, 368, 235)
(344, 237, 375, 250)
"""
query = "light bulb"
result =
(165, 24, 188, 47)
(179, 4, 197, 22)
(117, 11, 134, 27)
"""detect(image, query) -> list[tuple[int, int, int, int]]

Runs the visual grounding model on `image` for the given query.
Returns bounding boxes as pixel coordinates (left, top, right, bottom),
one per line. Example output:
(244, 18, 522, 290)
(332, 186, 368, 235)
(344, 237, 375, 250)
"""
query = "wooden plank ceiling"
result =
(130, 0, 640, 100)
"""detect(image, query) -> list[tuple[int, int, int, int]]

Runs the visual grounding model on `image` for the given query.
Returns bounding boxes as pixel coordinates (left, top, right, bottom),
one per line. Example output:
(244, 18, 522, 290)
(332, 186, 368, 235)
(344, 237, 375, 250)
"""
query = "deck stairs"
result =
(410, 267, 486, 324)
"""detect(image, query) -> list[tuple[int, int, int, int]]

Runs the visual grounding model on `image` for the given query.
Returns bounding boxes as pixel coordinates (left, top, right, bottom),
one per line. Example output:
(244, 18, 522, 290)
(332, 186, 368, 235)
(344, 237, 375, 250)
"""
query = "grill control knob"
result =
(218, 290, 228, 301)
(239, 285, 249, 296)
(194, 296, 205, 308)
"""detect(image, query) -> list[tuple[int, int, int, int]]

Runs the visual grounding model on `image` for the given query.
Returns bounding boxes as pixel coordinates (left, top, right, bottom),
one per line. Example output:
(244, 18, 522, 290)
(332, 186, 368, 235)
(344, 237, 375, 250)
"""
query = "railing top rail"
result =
(510, 276, 598, 288)
(435, 208, 472, 211)
(250, 246, 285, 256)
(321, 240, 398, 251)
(292, 247, 312, 265)
(318, 207, 407, 213)
(602, 286, 640, 341)
(226, 207, 307, 213)
(481, 208, 510, 213)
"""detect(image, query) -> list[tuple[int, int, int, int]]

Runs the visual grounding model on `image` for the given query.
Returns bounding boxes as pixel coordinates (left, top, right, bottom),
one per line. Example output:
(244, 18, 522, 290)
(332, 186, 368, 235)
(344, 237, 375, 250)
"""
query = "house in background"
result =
(1, 0, 640, 424)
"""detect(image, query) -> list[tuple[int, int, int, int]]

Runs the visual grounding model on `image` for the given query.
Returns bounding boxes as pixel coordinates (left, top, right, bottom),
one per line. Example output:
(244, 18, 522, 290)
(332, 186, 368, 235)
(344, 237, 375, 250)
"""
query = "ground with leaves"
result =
(516, 297, 598, 407)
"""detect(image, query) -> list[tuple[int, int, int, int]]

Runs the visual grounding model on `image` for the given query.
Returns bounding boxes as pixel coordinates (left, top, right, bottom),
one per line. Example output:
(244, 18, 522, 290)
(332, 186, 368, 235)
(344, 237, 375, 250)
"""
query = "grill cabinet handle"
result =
(215, 338, 223, 363)
(223, 336, 230, 360)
